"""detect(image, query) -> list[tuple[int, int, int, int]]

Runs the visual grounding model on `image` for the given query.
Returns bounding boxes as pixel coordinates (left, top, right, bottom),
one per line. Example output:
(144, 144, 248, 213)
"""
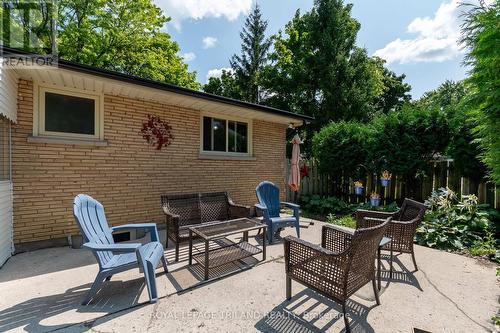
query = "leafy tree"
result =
(203, 70, 243, 100)
(419, 80, 486, 184)
(229, 4, 271, 103)
(1, 1, 55, 53)
(373, 58, 412, 113)
(261, 0, 398, 129)
(58, 0, 200, 89)
(461, 1, 500, 183)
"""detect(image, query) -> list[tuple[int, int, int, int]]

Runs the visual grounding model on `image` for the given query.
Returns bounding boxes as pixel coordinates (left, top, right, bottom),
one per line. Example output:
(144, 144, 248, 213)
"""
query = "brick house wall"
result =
(12, 79, 287, 245)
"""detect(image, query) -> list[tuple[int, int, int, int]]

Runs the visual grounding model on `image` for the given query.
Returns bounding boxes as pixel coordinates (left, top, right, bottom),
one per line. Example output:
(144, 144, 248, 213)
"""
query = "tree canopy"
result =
(58, 0, 200, 89)
(203, 4, 271, 102)
(261, 0, 410, 129)
(203, 70, 243, 100)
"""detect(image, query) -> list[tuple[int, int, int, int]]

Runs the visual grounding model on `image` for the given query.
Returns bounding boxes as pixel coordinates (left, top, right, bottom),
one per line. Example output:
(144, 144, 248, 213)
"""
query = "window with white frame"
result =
(202, 116, 251, 154)
(35, 85, 103, 140)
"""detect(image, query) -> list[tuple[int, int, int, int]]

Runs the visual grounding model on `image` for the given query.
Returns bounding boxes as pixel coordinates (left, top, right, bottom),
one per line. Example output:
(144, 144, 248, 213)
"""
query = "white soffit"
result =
(14, 67, 305, 126)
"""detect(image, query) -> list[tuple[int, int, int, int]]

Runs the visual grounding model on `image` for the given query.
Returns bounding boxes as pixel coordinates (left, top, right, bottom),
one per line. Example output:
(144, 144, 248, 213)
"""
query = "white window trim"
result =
(199, 112, 253, 157)
(33, 83, 104, 141)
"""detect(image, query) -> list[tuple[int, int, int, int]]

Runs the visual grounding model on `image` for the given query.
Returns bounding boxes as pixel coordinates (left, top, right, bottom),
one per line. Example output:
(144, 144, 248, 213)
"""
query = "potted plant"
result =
(380, 170, 392, 187)
(353, 181, 363, 195)
(370, 192, 381, 207)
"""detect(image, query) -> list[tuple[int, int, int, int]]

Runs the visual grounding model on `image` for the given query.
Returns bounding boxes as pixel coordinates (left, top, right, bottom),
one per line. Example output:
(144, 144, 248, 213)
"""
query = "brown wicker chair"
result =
(284, 218, 391, 333)
(161, 192, 250, 261)
(356, 198, 427, 273)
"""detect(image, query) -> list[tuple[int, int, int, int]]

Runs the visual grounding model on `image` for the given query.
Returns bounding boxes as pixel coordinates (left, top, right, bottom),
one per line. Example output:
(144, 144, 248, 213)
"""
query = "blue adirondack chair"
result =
(73, 194, 168, 305)
(255, 181, 300, 244)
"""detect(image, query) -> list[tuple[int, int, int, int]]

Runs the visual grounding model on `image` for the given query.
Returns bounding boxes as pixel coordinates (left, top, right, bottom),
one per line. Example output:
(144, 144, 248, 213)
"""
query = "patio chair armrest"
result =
(356, 209, 394, 224)
(284, 236, 335, 267)
(284, 236, 347, 279)
(282, 202, 300, 217)
(391, 219, 417, 225)
(229, 202, 251, 218)
(163, 207, 180, 230)
(110, 223, 159, 242)
(282, 201, 300, 210)
(254, 203, 271, 220)
(356, 216, 388, 229)
(321, 224, 353, 253)
(83, 242, 141, 253)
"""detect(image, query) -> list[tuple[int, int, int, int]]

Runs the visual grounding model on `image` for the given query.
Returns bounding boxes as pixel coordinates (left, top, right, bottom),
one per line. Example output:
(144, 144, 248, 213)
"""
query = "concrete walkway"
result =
(0, 218, 497, 332)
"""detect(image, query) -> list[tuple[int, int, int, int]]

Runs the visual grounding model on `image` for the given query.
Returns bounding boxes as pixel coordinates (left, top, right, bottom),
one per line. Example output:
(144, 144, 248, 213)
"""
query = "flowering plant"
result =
(370, 192, 381, 199)
(141, 115, 174, 150)
(354, 181, 363, 188)
(380, 170, 392, 180)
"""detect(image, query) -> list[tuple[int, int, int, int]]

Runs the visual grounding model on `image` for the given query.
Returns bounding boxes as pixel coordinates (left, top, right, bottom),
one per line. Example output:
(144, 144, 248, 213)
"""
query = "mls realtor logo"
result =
(1, 0, 58, 68)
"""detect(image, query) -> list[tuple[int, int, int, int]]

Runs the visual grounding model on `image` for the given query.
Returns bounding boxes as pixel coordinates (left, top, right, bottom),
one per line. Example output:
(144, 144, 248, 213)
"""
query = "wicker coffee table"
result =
(188, 218, 267, 280)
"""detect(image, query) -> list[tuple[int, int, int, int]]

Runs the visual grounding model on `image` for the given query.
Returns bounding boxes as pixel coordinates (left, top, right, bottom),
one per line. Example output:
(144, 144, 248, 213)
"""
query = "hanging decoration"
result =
(141, 114, 174, 150)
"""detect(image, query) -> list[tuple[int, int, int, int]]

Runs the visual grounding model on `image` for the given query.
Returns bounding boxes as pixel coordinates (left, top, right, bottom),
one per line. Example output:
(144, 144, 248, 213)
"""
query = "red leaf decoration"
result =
(140, 115, 174, 150)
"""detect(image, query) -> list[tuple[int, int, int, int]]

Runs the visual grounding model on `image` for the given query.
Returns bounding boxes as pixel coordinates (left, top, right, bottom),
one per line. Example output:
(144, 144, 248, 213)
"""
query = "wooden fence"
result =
(285, 159, 500, 209)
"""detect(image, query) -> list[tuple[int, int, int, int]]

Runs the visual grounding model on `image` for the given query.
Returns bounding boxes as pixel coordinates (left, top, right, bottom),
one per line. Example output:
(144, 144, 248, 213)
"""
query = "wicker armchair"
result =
(356, 198, 427, 272)
(284, 218, 390, 333)
(161, 192, 250, 261)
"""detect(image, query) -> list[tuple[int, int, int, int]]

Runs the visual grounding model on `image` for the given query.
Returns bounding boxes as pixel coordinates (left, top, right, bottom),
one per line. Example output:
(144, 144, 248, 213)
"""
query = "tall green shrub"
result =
(461, 1, 500, 183)
(366, 105, 450, 180)
(312, 121, 369, 179)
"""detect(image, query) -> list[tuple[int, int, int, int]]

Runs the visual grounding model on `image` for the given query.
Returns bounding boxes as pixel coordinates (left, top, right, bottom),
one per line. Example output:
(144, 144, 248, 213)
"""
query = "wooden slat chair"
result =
(284, 218, 391, 333)
(73, 194, 168, 305)
(255, 181, 300, 244)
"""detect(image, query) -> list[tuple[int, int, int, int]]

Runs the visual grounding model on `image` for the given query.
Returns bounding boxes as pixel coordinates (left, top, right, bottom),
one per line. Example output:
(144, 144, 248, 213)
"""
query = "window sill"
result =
(198, 153, 256, 161)
(27, 135, 108, 146)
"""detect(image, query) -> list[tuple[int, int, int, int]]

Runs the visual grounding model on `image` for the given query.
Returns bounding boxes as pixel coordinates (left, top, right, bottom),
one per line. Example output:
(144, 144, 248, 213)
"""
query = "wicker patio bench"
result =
(161, 192, 251, 261)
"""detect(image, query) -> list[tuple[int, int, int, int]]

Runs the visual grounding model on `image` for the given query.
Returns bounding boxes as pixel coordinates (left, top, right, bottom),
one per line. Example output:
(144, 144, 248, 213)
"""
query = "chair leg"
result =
(82, 271, 107, 305)
(143, 261, 158, 303)
(372, 278, 380, 305)
(105, 275, 112, 281)
(342, 302, 350, 333)
(286, 276, 291, 300)
(295, 221, 300, 238)
(161, 254, 168, 274)
(268, 224, 274, 245)
(411, 250, 418, 271)
(175, 242, 179, 262)
(389, 246, 394, 279)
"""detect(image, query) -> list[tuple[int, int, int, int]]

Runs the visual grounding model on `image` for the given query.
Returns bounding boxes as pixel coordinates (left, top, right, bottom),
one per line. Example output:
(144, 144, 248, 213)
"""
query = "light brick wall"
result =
(12, 79, 287, 244)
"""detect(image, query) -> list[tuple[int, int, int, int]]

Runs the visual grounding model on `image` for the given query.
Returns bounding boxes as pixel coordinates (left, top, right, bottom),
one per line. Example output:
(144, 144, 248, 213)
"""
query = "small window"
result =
(36, 85, 102, 140)
(45, 92, 95, 135)
(202, 116, 251, 155)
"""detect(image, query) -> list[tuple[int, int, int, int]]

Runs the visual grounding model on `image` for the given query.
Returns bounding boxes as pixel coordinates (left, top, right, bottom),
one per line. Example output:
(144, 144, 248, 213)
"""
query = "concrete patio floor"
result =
(0, 217, 497, 333)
